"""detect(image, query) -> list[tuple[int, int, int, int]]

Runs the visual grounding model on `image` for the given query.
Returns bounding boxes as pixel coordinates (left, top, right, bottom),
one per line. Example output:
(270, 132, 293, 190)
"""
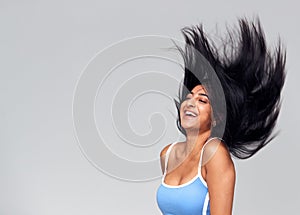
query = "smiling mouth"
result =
(184, 110, 198, 117)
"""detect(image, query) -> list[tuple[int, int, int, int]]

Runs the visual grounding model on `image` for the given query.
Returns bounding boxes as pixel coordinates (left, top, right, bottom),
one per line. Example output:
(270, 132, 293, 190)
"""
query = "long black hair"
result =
(173, 17, 286, 159)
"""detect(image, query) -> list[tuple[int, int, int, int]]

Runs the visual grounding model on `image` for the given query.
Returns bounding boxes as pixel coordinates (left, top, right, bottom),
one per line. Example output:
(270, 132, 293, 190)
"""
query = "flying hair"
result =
(173, 17, 286, 159)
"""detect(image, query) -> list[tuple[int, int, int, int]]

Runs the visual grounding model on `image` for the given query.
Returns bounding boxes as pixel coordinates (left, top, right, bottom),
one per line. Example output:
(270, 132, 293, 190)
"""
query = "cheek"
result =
(179, 101, 186, 113)
(199, 106, 212, 119)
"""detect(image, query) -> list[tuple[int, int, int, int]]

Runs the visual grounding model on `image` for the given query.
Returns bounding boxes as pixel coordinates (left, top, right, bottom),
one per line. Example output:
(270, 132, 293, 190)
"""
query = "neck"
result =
(183, 129, 211, 157)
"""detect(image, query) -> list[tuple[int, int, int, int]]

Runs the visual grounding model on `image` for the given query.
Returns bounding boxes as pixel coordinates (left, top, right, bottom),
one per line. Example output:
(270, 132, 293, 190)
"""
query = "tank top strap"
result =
(198, 137, 224, 167)
(163, 142, 178, 175)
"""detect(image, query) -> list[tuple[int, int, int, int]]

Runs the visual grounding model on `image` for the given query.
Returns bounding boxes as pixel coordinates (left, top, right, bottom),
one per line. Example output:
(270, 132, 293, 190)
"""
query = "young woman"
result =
(156, 17, 286, 215)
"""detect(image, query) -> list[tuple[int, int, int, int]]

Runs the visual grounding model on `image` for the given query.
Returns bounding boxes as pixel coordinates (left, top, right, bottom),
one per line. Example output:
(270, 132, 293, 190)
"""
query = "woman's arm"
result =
(205, 141, 236, 215)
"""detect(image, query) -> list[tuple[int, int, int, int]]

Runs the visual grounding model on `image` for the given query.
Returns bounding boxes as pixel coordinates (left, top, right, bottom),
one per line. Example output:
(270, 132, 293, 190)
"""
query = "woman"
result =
(156, 17, 286, 215)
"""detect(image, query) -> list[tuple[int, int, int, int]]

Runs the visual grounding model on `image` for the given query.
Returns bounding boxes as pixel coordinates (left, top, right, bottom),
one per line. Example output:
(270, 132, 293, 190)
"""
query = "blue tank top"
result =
(156, 139, 214, 215)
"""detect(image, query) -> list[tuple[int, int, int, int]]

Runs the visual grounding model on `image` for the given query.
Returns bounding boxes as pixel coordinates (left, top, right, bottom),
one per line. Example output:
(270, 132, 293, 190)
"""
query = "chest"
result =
(156, 178, 210, 215)
(164, 156, 207, 186)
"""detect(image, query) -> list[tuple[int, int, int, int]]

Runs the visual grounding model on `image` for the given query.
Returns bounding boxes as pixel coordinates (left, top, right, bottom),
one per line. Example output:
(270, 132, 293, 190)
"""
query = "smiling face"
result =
(179, 85, 213, 134)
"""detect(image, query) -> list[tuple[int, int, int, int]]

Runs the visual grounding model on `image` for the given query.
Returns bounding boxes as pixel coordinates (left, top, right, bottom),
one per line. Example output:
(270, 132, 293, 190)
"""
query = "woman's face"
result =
(180, 85, 213, 133)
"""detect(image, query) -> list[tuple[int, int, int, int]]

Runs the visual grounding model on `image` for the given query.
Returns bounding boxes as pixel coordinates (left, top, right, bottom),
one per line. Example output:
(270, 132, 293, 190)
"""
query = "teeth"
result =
(185, 111, 197, 117)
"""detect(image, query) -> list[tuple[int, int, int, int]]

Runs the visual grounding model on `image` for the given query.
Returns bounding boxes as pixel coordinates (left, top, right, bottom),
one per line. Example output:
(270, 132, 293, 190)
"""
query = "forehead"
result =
(191, 85, 207, 94)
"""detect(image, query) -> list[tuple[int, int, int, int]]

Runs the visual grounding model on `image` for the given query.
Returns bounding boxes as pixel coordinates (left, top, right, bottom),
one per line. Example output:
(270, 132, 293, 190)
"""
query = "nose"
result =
(186, 97, 196, 107)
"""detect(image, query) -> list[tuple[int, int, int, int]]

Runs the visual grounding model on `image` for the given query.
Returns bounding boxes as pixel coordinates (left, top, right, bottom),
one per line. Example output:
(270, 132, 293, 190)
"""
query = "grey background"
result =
(1, 0, 299, 214)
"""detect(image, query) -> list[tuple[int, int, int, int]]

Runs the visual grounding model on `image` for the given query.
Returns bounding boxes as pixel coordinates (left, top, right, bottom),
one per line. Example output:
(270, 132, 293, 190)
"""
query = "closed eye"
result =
(185, 93, 209, 103)
(199, 99, 207, 103)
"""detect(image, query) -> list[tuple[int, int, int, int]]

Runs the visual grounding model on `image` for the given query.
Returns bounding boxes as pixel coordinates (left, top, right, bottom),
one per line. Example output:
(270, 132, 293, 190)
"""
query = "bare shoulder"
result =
(159, 143, 173, 174)
(160, 143, 173, 157)
(204, 138, 235, 176)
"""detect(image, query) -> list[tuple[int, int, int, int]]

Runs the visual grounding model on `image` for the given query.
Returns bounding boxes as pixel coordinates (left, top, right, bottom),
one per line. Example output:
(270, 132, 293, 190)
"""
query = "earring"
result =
(212, 120, 216, 127)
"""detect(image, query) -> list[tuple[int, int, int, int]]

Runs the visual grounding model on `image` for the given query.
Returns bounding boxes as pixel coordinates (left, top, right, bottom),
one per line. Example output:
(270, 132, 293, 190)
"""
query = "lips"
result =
(184, 109, 198, 117)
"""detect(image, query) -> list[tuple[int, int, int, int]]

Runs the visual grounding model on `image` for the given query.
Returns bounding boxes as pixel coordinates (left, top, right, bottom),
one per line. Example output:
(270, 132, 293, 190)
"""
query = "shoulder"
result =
(204, 138, 235, 178)
(160, 143, 173, 157)
(159, 143, 174, 174)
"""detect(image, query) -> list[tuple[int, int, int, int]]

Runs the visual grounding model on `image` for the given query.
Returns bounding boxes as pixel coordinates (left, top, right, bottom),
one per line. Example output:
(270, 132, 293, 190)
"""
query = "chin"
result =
(181, 123, 201, 132)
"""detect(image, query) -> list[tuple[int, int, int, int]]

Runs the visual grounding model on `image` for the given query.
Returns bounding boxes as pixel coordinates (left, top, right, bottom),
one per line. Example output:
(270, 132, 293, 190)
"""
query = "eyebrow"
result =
(190, 92, 209, 99)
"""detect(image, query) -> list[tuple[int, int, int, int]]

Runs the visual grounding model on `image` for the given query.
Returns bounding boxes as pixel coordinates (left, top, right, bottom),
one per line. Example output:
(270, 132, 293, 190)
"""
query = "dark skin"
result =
(160, 85, 235, 215)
